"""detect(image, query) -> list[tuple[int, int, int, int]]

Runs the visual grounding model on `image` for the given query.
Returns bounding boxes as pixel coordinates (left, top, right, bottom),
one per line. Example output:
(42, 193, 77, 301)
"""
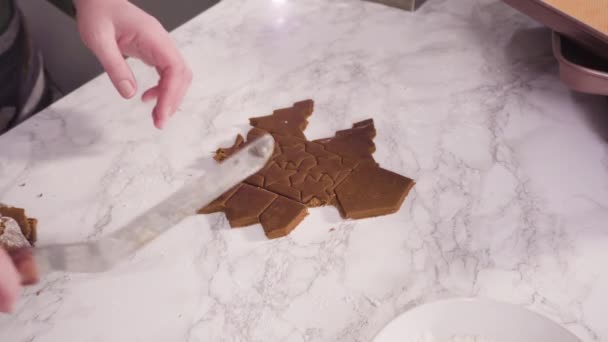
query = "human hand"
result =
(74, 0, 192, 129)
(0, 248, 39, 313)
(0, 249, 20, 312)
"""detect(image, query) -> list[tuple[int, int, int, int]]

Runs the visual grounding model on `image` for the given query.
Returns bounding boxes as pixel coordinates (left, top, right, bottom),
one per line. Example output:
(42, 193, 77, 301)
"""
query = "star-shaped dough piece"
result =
(199, 100, 415, 239)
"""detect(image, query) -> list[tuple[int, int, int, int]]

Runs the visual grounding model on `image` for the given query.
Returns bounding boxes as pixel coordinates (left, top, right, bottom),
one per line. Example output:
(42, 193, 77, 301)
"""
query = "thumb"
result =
(0, 249, 20, 313)
(88, 31, 137, 99)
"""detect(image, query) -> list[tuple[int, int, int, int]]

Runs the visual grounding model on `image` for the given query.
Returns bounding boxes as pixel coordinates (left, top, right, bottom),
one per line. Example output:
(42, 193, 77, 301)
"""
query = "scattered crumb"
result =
(36, 290, 42, 296)
(19, 183, 26, 187)
(329, 227, 335, 232)
(37, 194, 43, 198)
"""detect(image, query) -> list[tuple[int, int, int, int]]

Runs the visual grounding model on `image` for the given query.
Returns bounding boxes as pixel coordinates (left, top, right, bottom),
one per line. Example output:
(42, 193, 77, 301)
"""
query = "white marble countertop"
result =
(1, 0, 608, 341)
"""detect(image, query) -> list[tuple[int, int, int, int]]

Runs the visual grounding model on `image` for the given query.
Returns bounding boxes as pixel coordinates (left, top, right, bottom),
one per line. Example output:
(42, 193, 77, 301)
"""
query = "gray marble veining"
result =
(1, 0, 607, 341)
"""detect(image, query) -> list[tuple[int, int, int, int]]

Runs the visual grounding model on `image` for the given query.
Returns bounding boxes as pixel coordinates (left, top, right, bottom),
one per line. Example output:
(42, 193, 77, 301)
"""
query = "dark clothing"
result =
(0, 0, 74, 134)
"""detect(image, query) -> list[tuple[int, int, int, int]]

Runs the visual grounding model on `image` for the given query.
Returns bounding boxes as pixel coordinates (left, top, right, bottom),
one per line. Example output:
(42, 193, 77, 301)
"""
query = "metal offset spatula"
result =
(30, 134, 274, 275)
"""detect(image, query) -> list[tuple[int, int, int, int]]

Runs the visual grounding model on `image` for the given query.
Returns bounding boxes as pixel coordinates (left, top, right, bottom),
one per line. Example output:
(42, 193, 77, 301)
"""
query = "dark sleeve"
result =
(46, 0, 76, 17)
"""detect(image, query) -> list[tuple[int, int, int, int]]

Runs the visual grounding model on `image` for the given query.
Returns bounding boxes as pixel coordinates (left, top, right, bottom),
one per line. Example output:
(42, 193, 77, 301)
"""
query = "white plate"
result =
(373, 298, 581, 342)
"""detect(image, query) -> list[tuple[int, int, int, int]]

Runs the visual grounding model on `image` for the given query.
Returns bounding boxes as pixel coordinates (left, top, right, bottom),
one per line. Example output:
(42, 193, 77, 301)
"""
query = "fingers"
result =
(0, 249, 20, 313)
(9, 249, 39, 286)
(84, 12, 191, 129)
(141, 86, 159, 103)
(139, 26, 191, 129)
(152, 64, 191, 129)
(87, 28, 138, 99)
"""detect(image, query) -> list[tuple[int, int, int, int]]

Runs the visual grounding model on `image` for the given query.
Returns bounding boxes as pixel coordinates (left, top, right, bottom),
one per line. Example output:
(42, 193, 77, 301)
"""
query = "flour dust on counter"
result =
(0, 204, 38, 248)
